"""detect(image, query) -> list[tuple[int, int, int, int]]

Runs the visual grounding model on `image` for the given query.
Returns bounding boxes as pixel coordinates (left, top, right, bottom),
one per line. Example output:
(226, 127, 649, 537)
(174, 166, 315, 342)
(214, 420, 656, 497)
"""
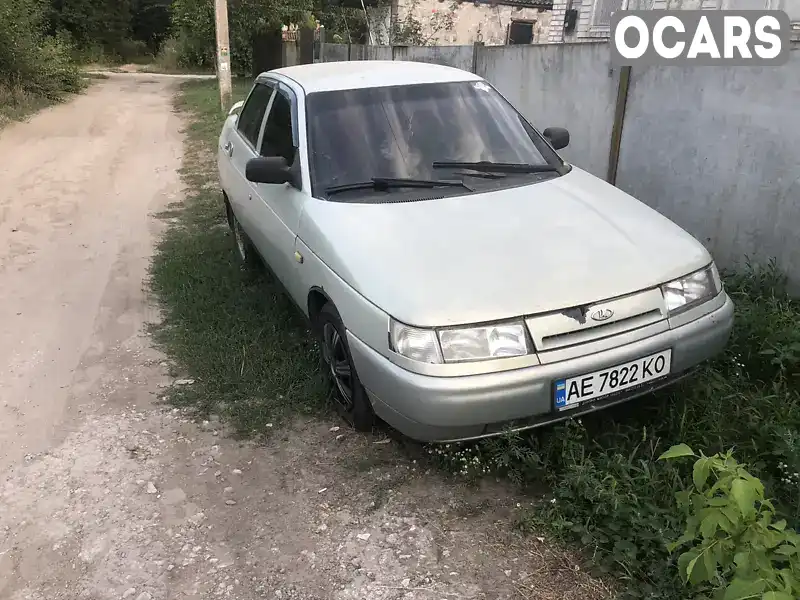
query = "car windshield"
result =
(305, 80, 562, 199)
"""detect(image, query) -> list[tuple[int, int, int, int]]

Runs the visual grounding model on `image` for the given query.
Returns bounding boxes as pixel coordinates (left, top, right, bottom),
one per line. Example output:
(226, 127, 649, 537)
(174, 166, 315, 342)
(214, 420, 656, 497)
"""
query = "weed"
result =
(0, 84, 54, 128)
(659, 444, 800, 599)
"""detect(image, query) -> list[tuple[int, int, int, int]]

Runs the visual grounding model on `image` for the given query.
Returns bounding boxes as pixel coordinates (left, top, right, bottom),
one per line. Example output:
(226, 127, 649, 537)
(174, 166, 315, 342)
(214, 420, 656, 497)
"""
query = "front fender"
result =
(294, 235, 390, 359)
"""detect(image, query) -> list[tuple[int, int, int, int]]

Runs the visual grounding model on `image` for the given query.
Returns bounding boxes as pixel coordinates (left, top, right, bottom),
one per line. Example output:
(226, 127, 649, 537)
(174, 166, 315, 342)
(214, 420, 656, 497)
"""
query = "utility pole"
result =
(214, 0, 232, 111)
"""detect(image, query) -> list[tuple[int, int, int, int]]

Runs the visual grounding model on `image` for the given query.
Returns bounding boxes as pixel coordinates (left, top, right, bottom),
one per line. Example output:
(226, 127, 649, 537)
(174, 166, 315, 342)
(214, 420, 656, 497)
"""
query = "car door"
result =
(248, 81, 308, 306)
(223, 81, 275, 237)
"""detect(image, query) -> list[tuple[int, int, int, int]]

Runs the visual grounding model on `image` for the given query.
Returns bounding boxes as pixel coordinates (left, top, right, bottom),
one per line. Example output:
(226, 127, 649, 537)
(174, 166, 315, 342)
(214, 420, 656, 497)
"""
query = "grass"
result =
(139, 63, 214, 76)
(0, 86, 55, 128)
(0, 77, 93, 129)
(0, 72, 110, 129)
(149, 79, 328, 438)
(154, 79, 800, 599)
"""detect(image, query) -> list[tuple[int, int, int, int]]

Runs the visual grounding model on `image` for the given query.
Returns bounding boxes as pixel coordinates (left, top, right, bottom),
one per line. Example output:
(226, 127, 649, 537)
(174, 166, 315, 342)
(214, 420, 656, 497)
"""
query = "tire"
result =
(227, 202, 260, 270)
(317, 303, 375, 432)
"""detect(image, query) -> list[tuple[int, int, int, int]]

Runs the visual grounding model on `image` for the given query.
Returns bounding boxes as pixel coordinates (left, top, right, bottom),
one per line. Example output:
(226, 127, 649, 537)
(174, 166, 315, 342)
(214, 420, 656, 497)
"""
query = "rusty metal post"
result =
(471, 41, 484, 75)
(607, 65, 631, 186)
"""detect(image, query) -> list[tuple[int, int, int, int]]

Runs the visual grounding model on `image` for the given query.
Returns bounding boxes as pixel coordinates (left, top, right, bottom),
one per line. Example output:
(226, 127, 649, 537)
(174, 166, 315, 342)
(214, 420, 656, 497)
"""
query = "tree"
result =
(48, 0, 133, 51)
(313, 1, 369, 44)
(172, 0, 315, 75)
(131, 0, 172, 54)
(1, 0, 81, 102)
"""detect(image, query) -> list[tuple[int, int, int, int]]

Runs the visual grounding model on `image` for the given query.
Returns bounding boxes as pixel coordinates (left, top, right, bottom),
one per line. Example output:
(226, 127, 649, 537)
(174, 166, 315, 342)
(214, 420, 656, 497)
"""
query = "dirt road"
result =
(0, 75, 610, 600)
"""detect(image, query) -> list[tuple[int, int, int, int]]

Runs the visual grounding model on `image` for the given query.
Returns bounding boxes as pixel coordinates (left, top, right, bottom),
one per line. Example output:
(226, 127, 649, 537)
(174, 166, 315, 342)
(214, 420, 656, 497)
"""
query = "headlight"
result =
(439, 322, 529, 362)
(389, 319, 443, 364)
(661, 264, 719, 316)
(389, 318, 529, 364)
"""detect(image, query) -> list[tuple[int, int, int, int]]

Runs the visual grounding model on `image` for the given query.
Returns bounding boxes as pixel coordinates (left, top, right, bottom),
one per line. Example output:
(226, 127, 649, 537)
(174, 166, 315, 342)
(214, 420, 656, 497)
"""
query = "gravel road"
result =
(0, 74, 611, 600)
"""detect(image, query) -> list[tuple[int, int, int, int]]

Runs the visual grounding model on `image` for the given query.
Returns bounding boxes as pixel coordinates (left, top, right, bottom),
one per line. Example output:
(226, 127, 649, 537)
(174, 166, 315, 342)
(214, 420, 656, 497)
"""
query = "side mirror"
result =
(246, 156, 295, 186)
(228, 100, 245, 117)
(543, 127, 570, 150)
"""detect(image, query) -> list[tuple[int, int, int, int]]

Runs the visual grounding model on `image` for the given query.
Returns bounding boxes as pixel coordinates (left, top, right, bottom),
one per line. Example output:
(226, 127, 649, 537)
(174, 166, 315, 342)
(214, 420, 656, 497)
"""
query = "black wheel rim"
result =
(322, 322, 353, 411)
(233, 219, 247, 261)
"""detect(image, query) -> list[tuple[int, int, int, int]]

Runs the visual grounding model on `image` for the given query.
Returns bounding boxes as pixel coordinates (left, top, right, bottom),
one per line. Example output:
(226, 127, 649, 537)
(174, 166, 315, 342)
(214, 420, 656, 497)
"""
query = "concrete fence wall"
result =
(475, 43, 617, 179)
(319, 41, 800, 286)
(393, 45, 475, 72)
(615, 55, 800, 280)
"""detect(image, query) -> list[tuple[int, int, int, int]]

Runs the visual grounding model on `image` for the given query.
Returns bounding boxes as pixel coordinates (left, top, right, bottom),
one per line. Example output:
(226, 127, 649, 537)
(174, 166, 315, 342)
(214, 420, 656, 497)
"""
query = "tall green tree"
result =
(1, 0, 81, 100)
(48, 0, 133, 51)
(131, 0, 172, 54)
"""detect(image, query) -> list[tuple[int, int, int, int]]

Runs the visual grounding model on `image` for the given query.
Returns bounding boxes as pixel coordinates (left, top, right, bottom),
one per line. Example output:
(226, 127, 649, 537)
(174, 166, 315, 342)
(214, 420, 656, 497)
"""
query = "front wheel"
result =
(317, 303, 375, 432)
(226, 203, 259, 269)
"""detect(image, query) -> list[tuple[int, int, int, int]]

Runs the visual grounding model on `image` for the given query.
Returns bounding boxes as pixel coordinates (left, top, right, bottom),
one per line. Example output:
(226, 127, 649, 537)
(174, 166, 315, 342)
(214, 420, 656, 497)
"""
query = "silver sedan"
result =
(217, 60, 734, 442)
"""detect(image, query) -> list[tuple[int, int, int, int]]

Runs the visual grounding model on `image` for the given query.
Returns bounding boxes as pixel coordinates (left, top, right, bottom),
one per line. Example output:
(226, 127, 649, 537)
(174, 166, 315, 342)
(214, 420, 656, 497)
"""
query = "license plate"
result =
(554, 349, 672, 411)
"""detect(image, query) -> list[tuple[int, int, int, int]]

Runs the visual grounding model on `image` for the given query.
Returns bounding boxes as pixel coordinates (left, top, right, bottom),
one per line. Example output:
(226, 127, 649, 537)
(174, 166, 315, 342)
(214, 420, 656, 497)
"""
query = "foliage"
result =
(131, 0, 172, 54)
(169, 0, 215, 70)
(150, 35, 213, 73)
(390, 0, 458, 46)
(45, 0, 171, 63)
(0, 0, 82, 108)
(48, 0, 133, 54)
(659, 444, 800, 600)
(315, 5, 368, 44)
(429, 262, 800, 599)
(171, 0, 313, 75)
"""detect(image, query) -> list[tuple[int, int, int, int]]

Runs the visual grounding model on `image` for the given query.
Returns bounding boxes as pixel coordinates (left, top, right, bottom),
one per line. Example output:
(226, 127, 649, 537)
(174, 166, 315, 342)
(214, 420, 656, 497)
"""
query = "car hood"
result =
(299, 167, 712, 327)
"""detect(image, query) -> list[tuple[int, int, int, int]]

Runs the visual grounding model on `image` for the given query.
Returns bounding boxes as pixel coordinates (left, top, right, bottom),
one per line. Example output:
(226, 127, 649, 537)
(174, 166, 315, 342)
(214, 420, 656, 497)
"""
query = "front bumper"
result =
(348, 293, 735, 442)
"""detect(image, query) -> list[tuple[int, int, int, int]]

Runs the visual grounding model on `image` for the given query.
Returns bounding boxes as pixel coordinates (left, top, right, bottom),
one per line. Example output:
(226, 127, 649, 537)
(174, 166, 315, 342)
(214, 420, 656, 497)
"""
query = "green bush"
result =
(429, 262, 800, 599)
(0, 0, 82, 103)
(660, 444, 800, 600)
(170, 0, 216, 71)
(115, 38, 153, 63)
(152, 36, 183, 72)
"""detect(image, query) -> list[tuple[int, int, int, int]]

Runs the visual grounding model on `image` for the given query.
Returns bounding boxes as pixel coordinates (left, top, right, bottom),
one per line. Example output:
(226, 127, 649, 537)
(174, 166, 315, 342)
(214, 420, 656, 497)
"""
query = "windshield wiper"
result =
(432, 161, 560, 174)
(453, 170, 506, 179)
(325, 177, 472, 196)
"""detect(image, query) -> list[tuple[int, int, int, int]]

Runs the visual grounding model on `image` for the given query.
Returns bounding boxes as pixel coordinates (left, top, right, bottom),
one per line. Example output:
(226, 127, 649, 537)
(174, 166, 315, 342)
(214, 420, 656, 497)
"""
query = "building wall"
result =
(548, 0, 662, 44)
(651, 0, 718, 9)
(548, 0, 799, 44)
(368, 0, 553, 46)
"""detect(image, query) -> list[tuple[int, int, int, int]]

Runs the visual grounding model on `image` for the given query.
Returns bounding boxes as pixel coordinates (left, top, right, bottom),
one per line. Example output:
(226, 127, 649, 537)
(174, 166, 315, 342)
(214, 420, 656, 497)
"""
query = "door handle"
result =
(223, 141, 234, 156)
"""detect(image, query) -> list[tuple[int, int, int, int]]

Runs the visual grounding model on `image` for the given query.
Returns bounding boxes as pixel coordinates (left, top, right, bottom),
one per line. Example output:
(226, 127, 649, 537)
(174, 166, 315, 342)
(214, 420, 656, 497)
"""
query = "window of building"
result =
(590, 0, 623, 29)
(507, 20, 536, 44)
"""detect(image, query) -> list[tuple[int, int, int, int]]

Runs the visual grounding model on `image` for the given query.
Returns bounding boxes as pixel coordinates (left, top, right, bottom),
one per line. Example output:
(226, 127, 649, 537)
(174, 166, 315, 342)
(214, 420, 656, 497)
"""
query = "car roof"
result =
(263, 60, 482, 94)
